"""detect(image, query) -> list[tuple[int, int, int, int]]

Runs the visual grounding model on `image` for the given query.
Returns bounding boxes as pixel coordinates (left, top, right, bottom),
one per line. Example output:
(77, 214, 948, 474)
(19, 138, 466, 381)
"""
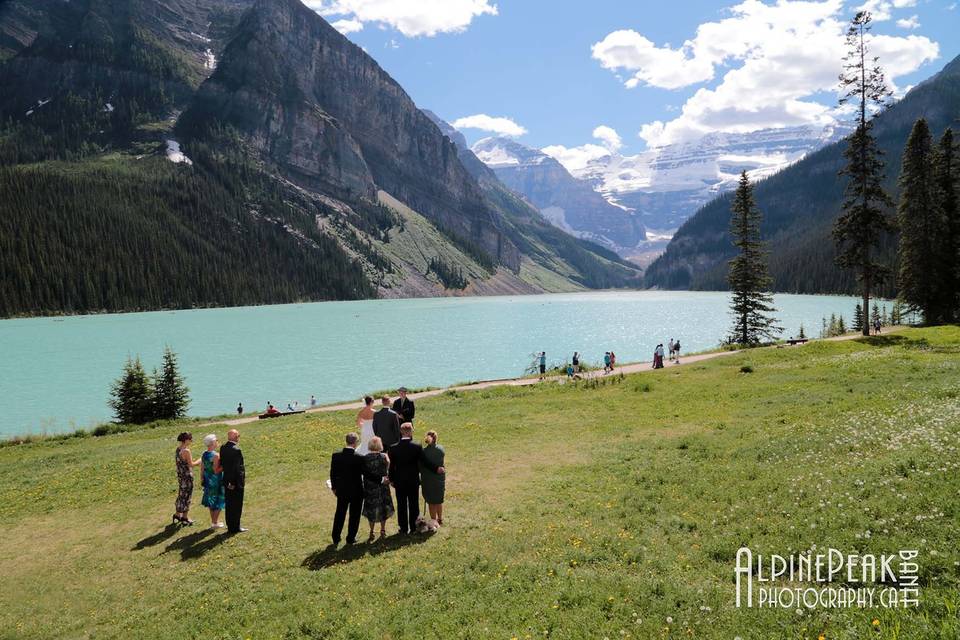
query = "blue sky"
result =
(310, 1, 959, 155)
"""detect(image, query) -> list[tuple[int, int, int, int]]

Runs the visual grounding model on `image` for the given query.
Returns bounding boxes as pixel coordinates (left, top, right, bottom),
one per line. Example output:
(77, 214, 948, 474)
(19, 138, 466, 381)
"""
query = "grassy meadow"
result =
(1, 327, 959, 639)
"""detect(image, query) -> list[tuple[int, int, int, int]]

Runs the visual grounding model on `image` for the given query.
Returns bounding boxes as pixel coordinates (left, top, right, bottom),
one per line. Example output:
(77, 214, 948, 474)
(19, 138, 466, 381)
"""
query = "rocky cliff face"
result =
(180, 0, 519, 270)
(472, 137, 646, 254)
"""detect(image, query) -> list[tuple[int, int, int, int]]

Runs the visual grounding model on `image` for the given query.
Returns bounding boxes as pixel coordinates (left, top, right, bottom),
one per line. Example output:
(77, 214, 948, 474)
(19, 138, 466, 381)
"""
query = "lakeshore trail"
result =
(208, 329, 897, 428)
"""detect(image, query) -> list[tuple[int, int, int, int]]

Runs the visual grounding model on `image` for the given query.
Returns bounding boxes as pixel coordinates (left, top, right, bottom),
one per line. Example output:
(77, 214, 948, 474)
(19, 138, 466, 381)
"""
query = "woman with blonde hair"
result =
(361, 436, 394, 541)
(419, 430, 446, 525)
(200, 434, 226, 528)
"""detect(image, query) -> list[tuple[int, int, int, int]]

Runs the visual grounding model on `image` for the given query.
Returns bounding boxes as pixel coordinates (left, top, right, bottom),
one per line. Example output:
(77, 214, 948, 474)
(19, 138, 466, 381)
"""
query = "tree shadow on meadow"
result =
(854, 334, 910, 348)
(301, 532, 433, 570)
(131, 523, 181, 550)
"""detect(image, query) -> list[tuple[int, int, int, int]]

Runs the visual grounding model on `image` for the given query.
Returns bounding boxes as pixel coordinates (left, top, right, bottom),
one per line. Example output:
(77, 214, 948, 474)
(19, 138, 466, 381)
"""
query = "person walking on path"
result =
(673, 340, 681, 364)
(538, 352, 547, 380)
(668, 339, 675, 362)
(220, 429, 247, 533)
(572, 352, 580, 373)
(603, 352, 611, 374)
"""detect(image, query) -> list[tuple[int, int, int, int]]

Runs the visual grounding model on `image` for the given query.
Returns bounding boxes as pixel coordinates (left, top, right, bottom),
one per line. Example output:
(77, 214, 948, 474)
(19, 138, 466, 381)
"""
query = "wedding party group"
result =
(170, 387, 445, 546)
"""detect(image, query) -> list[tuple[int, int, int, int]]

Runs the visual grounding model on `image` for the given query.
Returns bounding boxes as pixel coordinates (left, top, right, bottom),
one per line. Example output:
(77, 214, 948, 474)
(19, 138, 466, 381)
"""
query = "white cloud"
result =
(591, 0, 939, 147)
(308, 0, 497, 37)
(331, 18, 363, 34)
(857, 0, 917, 22)
(452, 114, 527, 137)
(592, 125, 623, 152)
(896, 14, 919, 29)
(541, 126, 626, 175)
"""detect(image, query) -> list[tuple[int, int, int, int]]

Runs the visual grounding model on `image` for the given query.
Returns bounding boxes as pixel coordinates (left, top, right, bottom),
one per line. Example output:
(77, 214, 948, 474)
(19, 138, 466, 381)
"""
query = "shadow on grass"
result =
(854, 335, 910, 347)
(132, 523, 181, 550)
(301, 532, 433, 570)
(161, 528, 214, 556)
(179, 530, 233, 560)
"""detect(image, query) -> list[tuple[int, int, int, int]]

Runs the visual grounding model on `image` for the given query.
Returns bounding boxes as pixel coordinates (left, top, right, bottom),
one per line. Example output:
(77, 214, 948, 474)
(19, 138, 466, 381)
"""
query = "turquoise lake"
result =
(0, 291, 867, 437)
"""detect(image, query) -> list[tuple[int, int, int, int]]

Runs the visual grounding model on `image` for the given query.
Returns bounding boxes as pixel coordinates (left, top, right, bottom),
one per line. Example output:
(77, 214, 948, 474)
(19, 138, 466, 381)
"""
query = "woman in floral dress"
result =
(200, 434, 226, 528)
(174, 432, 200, 525)
(362, 437, 394, 541)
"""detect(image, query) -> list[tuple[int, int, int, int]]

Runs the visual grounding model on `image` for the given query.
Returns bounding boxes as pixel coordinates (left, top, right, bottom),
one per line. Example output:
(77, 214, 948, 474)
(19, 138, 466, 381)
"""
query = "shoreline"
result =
(0, 288, 880, 323)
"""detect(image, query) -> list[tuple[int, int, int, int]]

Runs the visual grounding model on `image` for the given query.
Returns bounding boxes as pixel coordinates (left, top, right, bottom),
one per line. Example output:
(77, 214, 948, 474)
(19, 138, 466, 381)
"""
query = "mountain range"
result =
(643, 54, 960, 295)
(0, 0, 639, 318)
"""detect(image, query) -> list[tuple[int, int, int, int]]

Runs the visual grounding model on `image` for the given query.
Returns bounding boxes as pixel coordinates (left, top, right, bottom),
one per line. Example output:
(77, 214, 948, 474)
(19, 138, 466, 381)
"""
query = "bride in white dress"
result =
(356, 396, 377, 455)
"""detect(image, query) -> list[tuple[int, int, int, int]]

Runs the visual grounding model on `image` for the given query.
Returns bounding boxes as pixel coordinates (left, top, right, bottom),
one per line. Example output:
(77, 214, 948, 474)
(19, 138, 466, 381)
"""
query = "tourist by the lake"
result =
(538, 352, 547, 380)
(388, 423, 444, 535)
(610, 351, 617, 370)
(174, 432, 201, 526)
(265, 403, 279, 415)
(603, 351, 611, 374)
(420, 430, 446, 527)
(572, 352, 580, 373)
(393, 387, 415, 423)
(566, 363, 574, 379)
(668, 338, 675, 361)
(236, 402, 243, 415)
(287, 402, 295, 412)
(356, 396, 376, 455)
(874, 318, 882, 334)
(220, 429, 247, 533)
(362, 436, 394, 541)
(673, 340, 681, 364)
(200, 434, 226, 529)
(657, 344, 666, 368)
(330, 432, 365, 545)
(310, 395, 317, 407)
(373, 396, 401, 450)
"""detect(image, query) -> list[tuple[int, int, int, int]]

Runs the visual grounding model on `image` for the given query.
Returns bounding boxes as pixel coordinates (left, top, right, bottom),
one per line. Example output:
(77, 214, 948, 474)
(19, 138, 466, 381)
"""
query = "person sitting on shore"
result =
(200, 434, 226, 528)
(174, 432, 201, 526)
(265, 403, 280, 415)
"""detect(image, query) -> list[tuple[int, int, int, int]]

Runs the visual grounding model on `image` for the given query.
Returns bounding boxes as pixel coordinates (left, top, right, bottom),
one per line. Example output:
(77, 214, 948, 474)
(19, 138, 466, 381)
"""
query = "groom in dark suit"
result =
(220, 429, 247, 533)
(388, 423, 444, 534)
(373, 396, 401, 450)
(329, 433, 365, 545)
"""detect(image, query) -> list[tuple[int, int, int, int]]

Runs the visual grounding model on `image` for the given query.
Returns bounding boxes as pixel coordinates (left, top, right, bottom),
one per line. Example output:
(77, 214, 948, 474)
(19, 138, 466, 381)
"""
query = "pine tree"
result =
(838, 315, 847, 334)
(154, 346, 190, 420)
(897, 118, 945, 324)
(934, 129, 959, 320)
(727, 172, 781, 346)
(829, 313, 839, 337)
(109, 357, 155, 424)
(891, 300, 903, 325)
(881, 304, 889, 326)
(821, 316, 829, 338)
(835, 11, 896, 336)
(853, 303, 864, 333)
(871, 302, 881, 328)
(798, 323, 807, 340)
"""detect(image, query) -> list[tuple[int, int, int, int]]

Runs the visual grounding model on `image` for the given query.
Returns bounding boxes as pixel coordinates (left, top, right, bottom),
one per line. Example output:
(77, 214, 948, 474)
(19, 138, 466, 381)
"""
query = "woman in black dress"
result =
(174, 432, 201, 525)
(362, 437, 395, 541)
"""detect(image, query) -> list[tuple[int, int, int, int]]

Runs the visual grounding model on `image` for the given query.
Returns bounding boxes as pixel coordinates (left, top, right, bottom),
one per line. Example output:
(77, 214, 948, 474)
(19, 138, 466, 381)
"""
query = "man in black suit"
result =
(388, 423, 444, 534)
(220, 429, 247, 533)
(392, 387, 415, 424)
(373, 396, 401, 450)
(329, 433, 365, 545)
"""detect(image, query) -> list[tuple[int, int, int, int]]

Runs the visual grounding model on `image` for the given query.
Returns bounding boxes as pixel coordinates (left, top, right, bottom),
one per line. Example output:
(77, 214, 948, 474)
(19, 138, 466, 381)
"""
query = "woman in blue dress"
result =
(200, 434, 226, 528)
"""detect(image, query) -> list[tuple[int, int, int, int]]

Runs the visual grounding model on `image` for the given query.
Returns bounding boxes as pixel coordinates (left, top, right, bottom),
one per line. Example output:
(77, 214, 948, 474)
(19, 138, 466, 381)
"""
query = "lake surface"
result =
(0, 291, 864, 437)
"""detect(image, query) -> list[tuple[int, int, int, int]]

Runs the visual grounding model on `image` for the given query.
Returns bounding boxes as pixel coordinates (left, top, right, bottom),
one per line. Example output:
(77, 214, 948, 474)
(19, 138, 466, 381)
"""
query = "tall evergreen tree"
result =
(934, 129, 959, 320)
(154, 346, 190, 420)
(727, 172, 781, 346)
(853, 303, 864, 333)
(835, 11, 896, 336)
(109, 357, 155, 425)
(897, 118, 945, 324)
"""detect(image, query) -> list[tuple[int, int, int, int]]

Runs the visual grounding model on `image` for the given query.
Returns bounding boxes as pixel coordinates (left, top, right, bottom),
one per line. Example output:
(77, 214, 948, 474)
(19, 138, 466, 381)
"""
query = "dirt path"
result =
(206, 329, 900, 427)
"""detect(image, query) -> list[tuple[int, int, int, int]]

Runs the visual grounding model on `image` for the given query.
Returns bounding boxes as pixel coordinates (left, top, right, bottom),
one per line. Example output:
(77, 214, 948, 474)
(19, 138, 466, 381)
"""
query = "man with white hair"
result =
(219, 429, 247, 533)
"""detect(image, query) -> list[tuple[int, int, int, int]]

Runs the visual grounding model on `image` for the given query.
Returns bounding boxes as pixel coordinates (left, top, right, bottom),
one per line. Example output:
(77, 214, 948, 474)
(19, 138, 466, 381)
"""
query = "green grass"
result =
(1, 327, 958, 639)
